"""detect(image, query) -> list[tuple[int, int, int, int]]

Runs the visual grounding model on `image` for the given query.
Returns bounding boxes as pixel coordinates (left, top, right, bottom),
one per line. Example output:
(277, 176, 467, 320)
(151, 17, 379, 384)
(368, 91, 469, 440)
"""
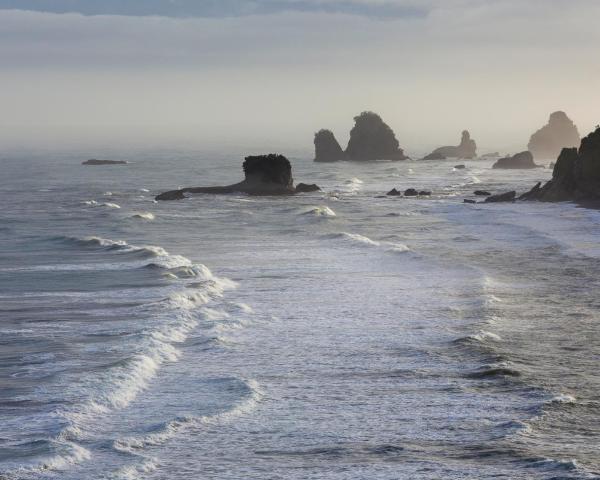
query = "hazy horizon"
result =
(1, 0, 599, 154)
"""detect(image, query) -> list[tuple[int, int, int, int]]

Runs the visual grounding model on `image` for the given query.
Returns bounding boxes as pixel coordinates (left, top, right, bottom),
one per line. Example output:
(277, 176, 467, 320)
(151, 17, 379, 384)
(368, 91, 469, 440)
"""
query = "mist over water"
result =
(1, 151, 599, 479)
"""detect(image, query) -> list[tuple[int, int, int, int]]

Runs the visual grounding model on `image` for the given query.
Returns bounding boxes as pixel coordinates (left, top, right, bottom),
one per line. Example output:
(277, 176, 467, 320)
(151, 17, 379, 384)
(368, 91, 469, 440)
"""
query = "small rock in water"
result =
(419, 191, 431, 196)
(296, 183, 321, 193)
(404, 188, 419, 196)
(474, 190, 491, 196)
(454, 164, 466, 169)
(484, 191, 516, 203)
(386, 188, 401, 196)
(464, 199, 477, 204)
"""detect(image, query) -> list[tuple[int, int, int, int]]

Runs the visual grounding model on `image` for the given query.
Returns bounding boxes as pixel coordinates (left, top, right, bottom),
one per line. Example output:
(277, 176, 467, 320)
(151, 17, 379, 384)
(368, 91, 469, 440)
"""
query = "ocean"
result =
(1, 149, 599, 479)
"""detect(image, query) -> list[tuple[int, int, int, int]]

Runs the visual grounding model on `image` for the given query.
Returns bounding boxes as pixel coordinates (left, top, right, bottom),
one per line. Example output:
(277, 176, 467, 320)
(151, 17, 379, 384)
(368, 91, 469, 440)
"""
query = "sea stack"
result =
(521, 127, 600, 202)
(155, 154, 319, 200)
(345, 111, 407, 161)
(492, 151, 538, 169)
(423, 130, 477, 160)
(528, 111, 581, 160)
(314, 129, 346, 162)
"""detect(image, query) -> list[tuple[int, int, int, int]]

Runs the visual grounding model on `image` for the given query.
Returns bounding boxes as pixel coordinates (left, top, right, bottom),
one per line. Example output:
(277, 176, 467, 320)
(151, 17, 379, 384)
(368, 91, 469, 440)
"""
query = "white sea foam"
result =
(304, 206, 336, 217)
(335, 232, 410, 253)
(549, 394, 577, 404)
(468, 330, 503, 342)
(132, 212, 155, 221)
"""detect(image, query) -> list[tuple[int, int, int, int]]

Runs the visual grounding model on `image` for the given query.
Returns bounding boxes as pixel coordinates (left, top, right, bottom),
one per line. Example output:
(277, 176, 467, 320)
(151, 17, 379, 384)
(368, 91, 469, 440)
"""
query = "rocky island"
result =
(314, 129, 346, 162)
(82, 159, 127, 165)
(492, 151, 539, 169)
(528, 111, 581, 160)
(155, 154, 320, 200)
(345, 112, 408, 161)
(423, 130, 477, 160)
(520, 127, 600, 202)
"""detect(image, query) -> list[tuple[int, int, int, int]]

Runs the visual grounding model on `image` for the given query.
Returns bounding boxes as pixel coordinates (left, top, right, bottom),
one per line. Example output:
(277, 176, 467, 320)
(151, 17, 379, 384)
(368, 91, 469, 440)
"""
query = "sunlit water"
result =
(1, 150, 599, 479)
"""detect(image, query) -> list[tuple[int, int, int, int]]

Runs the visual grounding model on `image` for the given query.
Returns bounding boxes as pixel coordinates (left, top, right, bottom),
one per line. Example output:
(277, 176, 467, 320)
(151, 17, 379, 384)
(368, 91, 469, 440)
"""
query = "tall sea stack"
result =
(345, 111, 407, 161)
(424, 130, 477, 159)
(314, 129, 346, 162)
(528, 111, 581, 160)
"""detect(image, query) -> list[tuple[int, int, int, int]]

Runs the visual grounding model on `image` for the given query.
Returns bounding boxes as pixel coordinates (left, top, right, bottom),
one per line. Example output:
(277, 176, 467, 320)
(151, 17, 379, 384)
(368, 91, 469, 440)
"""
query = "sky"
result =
(1, 0, 599, 154)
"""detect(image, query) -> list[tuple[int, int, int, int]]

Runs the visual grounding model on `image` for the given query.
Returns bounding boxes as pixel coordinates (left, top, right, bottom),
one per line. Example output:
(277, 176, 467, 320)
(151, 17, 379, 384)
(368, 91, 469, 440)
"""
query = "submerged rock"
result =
(419, 190, 431, 196)
(464, 199, 477, 204)
(82, 159, 127, 165)
(521, 127, 600, 202)
(156, 154, 318, 200)
(492, 151, 538, 169)
(528, 111, 581, 160)
(484, 191, 516, 203)
(295, 183, 321, 193)
(314, 129, 346, 162)
(474, 190, 491, 196)
(425, 130, 477, 160)
(345, 111, 407, 161)
(454, 164, 466, 169)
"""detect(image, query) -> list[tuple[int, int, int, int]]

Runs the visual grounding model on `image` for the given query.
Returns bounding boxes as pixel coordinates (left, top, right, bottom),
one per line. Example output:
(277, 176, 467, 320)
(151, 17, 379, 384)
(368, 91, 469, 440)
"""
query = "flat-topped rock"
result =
(314, 129, 346, 162)
(528, 111, 581, 160)
(156, 154, 319, 200)
(345, 111, 407, 161)
(492, 151, 539, 169)
(82, 159, 127, 165)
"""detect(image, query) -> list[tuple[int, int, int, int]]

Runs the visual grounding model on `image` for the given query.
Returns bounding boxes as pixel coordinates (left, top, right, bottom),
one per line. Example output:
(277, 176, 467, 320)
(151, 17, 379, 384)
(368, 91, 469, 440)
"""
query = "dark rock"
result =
(422, 152, 446, 160)
(464, 199, 477, 204)
(481, 152, 500, 158)
(528, 111, 581, 160)
(518, 182, 542, 200)
(386, 188, 401, 196)
(419, 191, 431, 196)
(425, 130, 477, 159)
(484, 191, 516, 203)
(82, 159, 127, 165)
(156, 154, 318, 200)
(404, 188, 419, 196)
(345, 111, 407, 161)
(492, 151, 538, 169)
(521, 127, 600, 202)
(295, 183, 321, 193)
(314, 129, 346, 162)
(454, 164, 466, 169)
(474, 190, 492, 196)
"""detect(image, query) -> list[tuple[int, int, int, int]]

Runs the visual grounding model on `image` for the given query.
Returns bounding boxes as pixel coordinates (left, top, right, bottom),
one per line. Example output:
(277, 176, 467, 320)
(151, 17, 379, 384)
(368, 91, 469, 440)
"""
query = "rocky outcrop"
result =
(387, 188, 401, 196)
(528, 111, 581, 160)
(484, 191, 516, 203)
(156, 154, 319, 200)
(295, 183, 321, 193)
(492, 151, 538, 169)
(82, 159, 127, 165)
(474, 190, 491, 196)
(345, 112, 407, 161)
(521, 127, 600, 202)
(424, 130, 477, 160)
(314, 129, 346, 162)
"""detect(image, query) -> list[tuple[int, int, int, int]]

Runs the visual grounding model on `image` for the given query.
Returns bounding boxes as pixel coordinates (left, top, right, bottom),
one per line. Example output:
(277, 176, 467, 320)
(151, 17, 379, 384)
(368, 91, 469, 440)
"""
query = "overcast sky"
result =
(1, 0, 599, 153)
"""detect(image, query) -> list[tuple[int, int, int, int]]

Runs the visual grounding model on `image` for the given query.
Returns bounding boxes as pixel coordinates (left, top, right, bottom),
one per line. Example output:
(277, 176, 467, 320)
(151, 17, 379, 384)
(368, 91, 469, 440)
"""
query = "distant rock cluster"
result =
(314, 111, 407, 162)
(528, 111, 581, 160)
(423, 130, 477, 160)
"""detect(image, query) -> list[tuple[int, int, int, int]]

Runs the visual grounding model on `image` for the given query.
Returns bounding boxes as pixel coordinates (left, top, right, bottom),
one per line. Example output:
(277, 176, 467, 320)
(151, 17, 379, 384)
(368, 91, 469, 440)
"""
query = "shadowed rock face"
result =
(314, 129, 346, 162)
(345, 111, 407, 161)
(492, 151, 538, 169)
(425, 130, 477, 159)
(156, 154, 319, 200)
(521, 127, 600, 202)
(528, 111, 581, 160)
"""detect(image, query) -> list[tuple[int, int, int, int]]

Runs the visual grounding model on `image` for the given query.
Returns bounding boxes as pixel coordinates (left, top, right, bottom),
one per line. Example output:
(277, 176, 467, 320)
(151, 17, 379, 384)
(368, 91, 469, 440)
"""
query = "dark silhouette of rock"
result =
(464, 199, 477, 204)
(423, 152, 445, 160)
(419, 191, 431, 196)
(521, 127, 600, 202)
(425, 130, 477, 160)
(386, 188, 401, 196)
(492, 151, 538, 169)
(295, 183, 321, 193)
(474, 190, 491, 196)
(345, 111, 407, 161)
(484, 191, 516, 203)
(314, 129, 346, 162)
(454, 164, 466, 169)
(156, 154, 318, 200)
(83, 159, 127, 165)
(528, 111, 581, 160)
(404, 188, 418, 196)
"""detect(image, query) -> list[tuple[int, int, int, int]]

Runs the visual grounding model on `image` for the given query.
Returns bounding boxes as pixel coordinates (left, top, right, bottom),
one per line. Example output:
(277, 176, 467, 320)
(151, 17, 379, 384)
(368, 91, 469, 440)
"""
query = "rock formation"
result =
(528, 111, 581, 160)
(314, 129, 346, 162)
(155, 154, 319, 200)
(82, 159, 127, 165)
(520, 127, 600, 202)
(484, 191, 516, 203)
(424, 130, 477, 160)
(492, 151, 538, 169)
(345, 112, 407, 161)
